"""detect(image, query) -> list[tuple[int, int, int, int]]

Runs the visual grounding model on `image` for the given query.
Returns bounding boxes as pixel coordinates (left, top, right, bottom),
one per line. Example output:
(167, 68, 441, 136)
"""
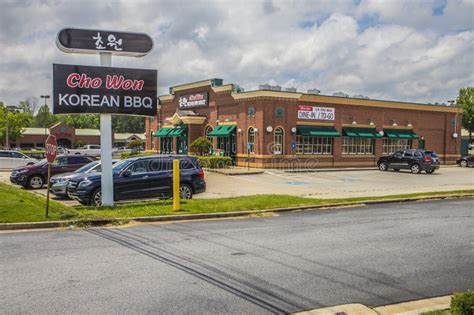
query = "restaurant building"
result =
(14, 122, 145, 149)
(145, 78, 462, 168)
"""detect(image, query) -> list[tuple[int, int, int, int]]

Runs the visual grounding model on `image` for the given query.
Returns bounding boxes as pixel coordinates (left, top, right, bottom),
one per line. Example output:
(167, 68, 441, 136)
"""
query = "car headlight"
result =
(79, 179, 93, 188)
(16, 169, 28, 174)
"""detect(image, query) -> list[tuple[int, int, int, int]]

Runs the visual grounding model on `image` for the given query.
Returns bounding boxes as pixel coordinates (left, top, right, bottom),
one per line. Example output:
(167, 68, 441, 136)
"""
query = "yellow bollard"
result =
(173, 159, 180, 211)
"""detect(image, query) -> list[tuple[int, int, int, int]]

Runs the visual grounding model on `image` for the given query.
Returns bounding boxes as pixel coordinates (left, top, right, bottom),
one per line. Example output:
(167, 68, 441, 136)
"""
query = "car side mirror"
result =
(122, 169, 132, 177)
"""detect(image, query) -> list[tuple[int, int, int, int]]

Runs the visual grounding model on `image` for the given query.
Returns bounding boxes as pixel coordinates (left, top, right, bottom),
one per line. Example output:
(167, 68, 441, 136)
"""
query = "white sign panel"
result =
(297, 105, 335, 120)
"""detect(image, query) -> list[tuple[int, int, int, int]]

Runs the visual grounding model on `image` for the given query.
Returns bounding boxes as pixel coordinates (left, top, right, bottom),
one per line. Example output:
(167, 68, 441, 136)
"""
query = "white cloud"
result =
(0, 0, 473, 105)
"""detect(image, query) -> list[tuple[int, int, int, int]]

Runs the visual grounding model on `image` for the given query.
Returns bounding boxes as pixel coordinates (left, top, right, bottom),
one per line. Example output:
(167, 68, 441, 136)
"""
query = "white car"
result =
(0, 150, 38, 169)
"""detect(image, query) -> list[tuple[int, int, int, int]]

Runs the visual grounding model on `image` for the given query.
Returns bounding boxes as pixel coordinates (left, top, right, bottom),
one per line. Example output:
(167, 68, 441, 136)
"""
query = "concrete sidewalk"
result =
(294, 295, 452, 315)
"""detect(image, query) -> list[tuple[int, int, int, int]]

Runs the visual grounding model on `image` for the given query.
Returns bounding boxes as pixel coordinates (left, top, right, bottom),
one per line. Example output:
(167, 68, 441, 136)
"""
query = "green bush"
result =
(74, 139, 84, 148)
(196, 156, 232, 169)
(127, 139, 144, 151)
(451, 291, 474, 315)
(190, 137, 213, 156)
(121, 150, 156, 159)
(18, 150, 46, 159)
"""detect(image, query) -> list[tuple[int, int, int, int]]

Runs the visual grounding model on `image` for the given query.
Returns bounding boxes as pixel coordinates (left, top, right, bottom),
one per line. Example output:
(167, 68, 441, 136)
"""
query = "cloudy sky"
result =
(0, 0, 473, 107)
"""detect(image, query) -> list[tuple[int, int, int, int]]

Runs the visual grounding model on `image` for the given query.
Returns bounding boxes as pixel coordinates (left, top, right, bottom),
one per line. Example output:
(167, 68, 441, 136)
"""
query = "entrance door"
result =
(217, 132, 236, 162)
(57, 138, 72, 148)
(177, 135, 188, 154)
(418, 139, 425, 150)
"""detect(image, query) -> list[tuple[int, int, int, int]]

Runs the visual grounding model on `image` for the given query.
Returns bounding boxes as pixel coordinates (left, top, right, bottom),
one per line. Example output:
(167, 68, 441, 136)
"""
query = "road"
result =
(1, 198, 473, 314)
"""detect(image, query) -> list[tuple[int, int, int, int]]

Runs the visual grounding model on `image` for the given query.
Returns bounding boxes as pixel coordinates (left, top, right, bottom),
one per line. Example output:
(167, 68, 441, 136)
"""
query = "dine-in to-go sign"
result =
(45, 135, 58, 164)
(297, 105, 335, 120)
(53, 64, 157, 116)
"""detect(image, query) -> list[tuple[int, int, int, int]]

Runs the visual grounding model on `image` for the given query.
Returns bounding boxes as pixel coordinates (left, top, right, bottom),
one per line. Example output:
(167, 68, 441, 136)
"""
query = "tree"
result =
(112, 115, 145, 133)
(34, 104, 57, 128)
(457, 87, 474, 140)
(60, 114, 100, 129)
(0, 102, 34, 147)
(18, 97, 39, 115)
(190, 137, 213, 156)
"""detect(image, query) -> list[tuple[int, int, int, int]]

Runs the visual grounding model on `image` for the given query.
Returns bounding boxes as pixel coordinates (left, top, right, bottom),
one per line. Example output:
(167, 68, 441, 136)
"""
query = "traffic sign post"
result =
(45, 135, 58, 218)
(172, 159, 180, 211)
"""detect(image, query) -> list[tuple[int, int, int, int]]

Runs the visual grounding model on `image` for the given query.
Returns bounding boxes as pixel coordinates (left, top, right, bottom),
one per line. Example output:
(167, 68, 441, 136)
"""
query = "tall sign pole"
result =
(99, 52, 114, 206)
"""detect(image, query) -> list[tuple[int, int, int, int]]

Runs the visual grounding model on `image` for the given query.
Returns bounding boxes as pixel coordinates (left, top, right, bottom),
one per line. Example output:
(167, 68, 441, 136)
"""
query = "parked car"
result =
(377, 149, 440, 174)
(456, 155, 474, 168)
(67, 144, 102, 156)
(0, 150, 38, 169)
(67, 155, 206, 206)
(10, 155, 97, 189)
(50, 160, 118, 197)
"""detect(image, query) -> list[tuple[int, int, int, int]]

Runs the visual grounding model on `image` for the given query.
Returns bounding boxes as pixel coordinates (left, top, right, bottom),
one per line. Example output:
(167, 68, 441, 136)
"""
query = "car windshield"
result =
(74, 161, 99, 173)
(112, 159, 133, 174)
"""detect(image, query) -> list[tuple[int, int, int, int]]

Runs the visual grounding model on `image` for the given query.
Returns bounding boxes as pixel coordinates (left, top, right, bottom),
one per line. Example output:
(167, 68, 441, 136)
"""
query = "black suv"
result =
(67, 155, 206, 206)
(377, 149, 440, 174)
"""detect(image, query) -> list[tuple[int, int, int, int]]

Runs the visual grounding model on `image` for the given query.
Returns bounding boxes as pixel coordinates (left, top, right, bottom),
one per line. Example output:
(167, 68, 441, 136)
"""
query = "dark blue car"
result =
(67, 155, 206, 206)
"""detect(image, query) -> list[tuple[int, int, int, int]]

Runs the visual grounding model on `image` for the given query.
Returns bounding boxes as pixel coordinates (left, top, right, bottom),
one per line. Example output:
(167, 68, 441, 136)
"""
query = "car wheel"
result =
(410, 164, 421, 174)
(426, 169, 435, 174)
(179, 184, 193, 199)
(460, 160, 468, 167)
(378, 162, 388, 171)
(90, 189, 102, 206)
(27, 175, 44, 189)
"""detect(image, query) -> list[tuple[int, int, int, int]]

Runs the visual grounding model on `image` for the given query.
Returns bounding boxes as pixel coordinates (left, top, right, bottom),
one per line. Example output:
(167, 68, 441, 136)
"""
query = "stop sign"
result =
(45, 135, 58, 164)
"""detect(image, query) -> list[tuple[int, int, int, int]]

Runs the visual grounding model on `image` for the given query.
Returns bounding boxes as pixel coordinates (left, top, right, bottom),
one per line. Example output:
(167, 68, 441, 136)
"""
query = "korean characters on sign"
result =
(92, 32, 123, 51)
(297, 105, 335, 120)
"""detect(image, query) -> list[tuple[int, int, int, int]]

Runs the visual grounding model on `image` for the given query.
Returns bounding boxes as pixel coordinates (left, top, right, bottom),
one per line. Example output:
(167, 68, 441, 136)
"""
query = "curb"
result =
(205, 168, 265, 175)
(1, 193, 473, 231)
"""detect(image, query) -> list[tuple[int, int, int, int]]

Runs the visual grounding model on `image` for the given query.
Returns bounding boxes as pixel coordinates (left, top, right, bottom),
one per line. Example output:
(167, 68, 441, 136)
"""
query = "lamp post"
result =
(40, 95, 50, 106)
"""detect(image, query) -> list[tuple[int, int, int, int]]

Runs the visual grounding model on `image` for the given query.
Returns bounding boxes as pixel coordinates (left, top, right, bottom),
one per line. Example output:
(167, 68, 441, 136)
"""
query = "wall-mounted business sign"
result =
(178, 92, 208, 109)
(53, 64, 157, 116)
(56, 28, 153, 57)
(298, 105, 335, 120)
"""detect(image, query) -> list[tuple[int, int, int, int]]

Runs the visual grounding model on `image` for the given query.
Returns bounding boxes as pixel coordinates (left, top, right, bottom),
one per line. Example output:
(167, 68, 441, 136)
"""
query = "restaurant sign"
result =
(297, 105, 335, 120)
(178, 92, 208, 109)
(56, 28, 153, 57)
(53, 64, 157, 116)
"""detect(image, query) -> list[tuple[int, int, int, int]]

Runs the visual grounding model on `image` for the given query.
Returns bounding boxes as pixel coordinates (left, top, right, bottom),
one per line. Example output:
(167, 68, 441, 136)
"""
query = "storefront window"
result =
(295, 136, 333, 155)
(275, 107, 284, 118)
(247, 127, 255, 153)
(342, 137, 375, 155)
(274, 127, 283, 154)
(160, 137, 173, 154)
(383, 139, 412, 155)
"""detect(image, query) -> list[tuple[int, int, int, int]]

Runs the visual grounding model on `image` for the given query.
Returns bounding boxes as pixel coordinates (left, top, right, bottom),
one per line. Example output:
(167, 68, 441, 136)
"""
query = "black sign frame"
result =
(53, 64, 157, 116)
(56, 28, 153, 57)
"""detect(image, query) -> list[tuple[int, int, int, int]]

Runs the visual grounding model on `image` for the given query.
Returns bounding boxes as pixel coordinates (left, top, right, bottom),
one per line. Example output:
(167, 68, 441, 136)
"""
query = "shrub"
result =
(190, 137, 213, 156)
(196, 156, 232, 169)
(127, 139, 144, 153)
(74, 139, 84, 148)
(451, 291, 474, 315)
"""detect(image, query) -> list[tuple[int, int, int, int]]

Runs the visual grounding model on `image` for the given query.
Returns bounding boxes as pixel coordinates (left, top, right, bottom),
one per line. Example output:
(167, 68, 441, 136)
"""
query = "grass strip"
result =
(1, 182, 473, 224)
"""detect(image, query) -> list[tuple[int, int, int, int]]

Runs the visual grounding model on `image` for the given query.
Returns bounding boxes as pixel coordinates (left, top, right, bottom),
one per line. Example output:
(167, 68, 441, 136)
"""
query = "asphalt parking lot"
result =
(1, 166, 473, 205)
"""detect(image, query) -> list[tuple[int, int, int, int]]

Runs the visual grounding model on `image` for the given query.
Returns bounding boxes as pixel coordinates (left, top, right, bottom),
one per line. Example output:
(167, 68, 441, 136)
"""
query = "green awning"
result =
(383, 129, 419, 139)
(208, 125, 236, 137)
(342, 127, 382, 138)
(153, 128, 172, 138)
(167, 125, 188, 137)
(297, 126, 340, 137)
